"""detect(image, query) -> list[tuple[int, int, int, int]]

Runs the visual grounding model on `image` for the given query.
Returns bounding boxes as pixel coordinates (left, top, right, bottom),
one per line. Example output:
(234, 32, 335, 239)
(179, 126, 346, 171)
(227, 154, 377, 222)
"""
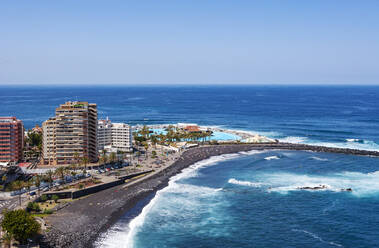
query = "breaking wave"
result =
(264, 155, 280, 160)
(228, 178, 264, 188)
(260, 171, 379, 197)
(228, 171, 379, 197)
(292, 229, 343, 247)
(310, 156, 329, 161)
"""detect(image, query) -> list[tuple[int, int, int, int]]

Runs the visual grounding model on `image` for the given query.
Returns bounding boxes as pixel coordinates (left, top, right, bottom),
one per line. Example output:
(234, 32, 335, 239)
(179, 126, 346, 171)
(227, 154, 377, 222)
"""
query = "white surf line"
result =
(292, 229, 343, 247)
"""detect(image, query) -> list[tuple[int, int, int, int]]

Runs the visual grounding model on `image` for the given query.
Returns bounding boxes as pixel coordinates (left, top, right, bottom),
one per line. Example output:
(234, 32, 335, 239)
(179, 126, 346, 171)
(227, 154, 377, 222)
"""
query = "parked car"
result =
(29, 191, 36, 196)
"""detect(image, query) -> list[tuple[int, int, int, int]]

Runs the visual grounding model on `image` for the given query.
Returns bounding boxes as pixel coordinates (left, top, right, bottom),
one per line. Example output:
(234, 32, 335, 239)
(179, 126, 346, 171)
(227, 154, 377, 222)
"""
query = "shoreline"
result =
(41, 143, 379, 248)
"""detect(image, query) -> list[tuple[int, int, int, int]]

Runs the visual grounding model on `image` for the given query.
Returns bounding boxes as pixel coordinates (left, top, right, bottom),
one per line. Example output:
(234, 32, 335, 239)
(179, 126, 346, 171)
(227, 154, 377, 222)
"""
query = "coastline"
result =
(41, 143, 379, 248)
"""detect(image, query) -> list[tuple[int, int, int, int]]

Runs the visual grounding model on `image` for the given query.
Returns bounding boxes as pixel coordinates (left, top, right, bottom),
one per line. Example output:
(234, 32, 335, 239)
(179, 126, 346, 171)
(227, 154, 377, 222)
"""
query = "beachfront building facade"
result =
(97, 118, 112, 150)
(111, 123, 133, 152)
(42, 101, 98, 165)
(0, 117, 24, 163)
(97, 119, 133, 152)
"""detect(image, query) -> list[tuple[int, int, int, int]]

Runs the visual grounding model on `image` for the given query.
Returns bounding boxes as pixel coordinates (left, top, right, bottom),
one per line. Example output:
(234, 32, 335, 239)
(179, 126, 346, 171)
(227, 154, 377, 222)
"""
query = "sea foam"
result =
(228, 178, 264, 187)
(264, 155, 280, 160)
(257, 171, 379, 197)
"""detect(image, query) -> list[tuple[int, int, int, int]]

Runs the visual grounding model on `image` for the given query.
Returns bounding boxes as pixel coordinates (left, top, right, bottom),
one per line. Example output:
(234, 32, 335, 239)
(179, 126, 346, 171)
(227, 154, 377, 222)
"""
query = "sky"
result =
(1, 0, 379, 85)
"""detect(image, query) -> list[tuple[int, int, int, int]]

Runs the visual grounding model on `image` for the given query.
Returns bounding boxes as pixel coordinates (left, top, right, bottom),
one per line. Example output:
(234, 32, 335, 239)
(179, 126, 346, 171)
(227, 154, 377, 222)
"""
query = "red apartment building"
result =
(0, 117, 24, 163)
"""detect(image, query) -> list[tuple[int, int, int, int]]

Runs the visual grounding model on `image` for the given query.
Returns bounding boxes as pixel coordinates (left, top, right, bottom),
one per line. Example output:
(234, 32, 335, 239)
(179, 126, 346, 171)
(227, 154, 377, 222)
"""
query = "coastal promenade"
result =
(41, 143, 379, 248)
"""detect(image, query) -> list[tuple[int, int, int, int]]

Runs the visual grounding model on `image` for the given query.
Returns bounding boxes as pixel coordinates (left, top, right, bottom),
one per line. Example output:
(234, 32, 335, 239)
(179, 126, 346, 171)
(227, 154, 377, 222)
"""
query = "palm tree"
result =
(46, 170, 54, 188)
(2, 175, 7, 184)
(73, 151, 80, 167)
(150, 135, 158, 149)
(140, 125, 150, 139)
(55, 167, 65, 181)
(100, 154, 107, 165)
(25, 179, 33, 195)
(11, 180, 24, 206)
(109, 152, 116, 165)
(143, 142, 149, 159)
(34, 175, 41, 196)
(82, 156, 89, 171)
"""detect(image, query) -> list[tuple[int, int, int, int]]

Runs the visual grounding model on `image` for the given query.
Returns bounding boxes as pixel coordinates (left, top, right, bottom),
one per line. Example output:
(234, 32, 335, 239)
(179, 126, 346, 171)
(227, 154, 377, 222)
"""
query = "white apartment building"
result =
(98, 119, 133, 152)
(97, 119, 112, 150)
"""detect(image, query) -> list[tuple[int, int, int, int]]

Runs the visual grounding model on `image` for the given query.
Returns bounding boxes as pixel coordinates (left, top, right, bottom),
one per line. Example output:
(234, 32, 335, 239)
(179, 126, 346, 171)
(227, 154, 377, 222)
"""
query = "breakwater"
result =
(41, 143, 379, 248)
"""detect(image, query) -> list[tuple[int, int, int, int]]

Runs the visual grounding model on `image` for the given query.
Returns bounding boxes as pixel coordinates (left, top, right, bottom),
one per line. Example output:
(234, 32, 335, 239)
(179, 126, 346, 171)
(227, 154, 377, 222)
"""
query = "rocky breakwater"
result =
(40, 143, 379, 248)
(260, 142, 379, 156)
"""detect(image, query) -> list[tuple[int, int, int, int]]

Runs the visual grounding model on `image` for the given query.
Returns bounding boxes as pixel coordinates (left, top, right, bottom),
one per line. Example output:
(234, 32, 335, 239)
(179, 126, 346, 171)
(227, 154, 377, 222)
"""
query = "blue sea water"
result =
(1, 85, 379, 247)
(1, 85, 379, 150)
(98, 150, 379, 248)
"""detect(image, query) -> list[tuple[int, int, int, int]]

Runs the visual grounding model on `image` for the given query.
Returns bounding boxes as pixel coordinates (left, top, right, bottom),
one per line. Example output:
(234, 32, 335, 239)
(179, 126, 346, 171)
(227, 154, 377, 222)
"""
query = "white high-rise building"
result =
(97, 118, 112, 151)
(97, 119, 133, 152)
(111, 123, 133, 152)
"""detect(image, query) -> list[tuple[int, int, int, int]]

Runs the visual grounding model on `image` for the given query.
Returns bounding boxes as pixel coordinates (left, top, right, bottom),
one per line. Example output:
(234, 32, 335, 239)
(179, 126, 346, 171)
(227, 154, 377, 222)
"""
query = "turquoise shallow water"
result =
(97, 150, 379, 248)
(150, 128, 241, 141)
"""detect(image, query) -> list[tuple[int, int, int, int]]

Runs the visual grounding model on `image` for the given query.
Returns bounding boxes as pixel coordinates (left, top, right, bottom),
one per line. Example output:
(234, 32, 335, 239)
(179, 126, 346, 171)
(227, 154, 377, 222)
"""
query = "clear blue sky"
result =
(1, 0, 379, 85)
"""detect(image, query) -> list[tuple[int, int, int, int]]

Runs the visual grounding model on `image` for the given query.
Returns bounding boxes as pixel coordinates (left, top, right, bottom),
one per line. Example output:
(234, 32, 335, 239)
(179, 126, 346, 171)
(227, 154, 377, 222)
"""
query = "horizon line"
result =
(1, 82, 379, 87)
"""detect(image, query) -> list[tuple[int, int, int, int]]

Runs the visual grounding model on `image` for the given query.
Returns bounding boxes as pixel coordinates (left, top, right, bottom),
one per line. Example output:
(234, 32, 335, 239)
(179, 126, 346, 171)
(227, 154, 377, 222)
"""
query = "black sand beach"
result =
(40, 143, 379, 248)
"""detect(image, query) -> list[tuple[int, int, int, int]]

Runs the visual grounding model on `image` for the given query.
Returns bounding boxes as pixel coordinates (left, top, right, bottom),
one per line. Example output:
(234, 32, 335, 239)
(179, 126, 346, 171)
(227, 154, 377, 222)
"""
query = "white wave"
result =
(292, 229, 343, 247)
(310, 156, 328, 161)
(228, 178, 264, 187)
(346, 138, 360, 142)
(323, 200, 338, 214)
(309, 140, 379, 152)
(269, 183, 333, 193)
(238, 150, 268, 156)
(232, 129, 281, 138)
(260, 171, 379, 197)
(279, 136, 308, 143)
(264, 155, 280, 160)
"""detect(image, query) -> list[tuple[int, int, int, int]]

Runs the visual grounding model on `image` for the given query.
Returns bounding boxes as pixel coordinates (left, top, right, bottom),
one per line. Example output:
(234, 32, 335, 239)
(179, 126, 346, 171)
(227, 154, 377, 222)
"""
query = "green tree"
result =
(151, 150, 157, 158)
(134, 135, 146, 146)
(27, 202, 40, 212)
(1, 209, 40, 244)
(150, 135, 158, 148)
(45, 170, 54, 188)
(82, 156, 89, 170)
(100, 153, 108, 165)
(2, 175, 7, 184)
(34, 175, 41, 196)
(11, 181, 24, 206)
(26, 132, 42, 147)
(40, 195, 48, 202)
(25, 180, 33, 195)
(109, 152, 116, 164)
(140, 125, 150, 139)
(55, 167, 65, 181)
(73, 151, 80, 167)
(52, 195, 59, 203)
(143, 142, 149, 158)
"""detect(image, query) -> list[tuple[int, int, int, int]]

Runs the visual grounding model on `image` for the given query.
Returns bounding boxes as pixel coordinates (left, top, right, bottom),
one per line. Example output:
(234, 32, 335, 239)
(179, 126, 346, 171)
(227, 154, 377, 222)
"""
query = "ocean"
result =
(1, 85, 379, 247)
(1, 85, 379, 150)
